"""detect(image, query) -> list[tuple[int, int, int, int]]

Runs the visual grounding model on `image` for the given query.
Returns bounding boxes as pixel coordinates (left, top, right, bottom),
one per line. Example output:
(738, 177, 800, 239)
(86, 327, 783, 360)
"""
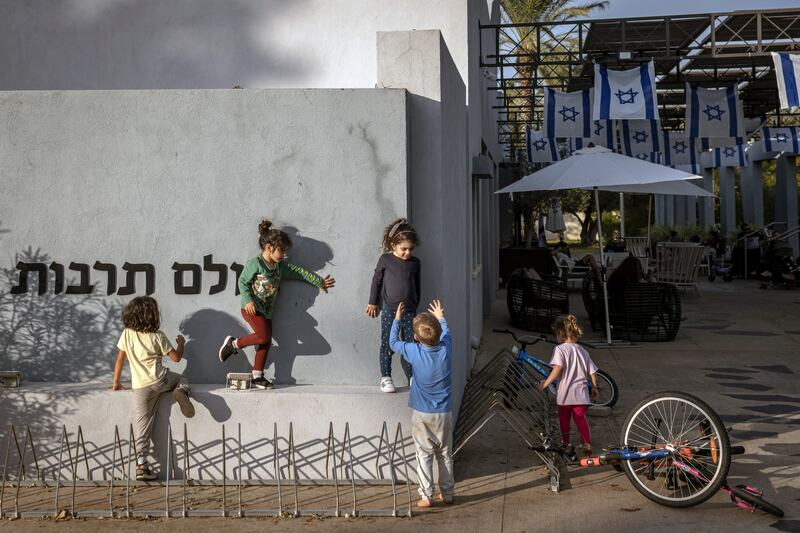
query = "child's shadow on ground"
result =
(268, 226, 334, 384)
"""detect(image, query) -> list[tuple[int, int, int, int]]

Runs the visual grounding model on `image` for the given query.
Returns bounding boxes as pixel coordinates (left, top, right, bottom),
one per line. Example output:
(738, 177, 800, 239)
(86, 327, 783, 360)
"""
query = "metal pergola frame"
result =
(480, 8, 800, 160)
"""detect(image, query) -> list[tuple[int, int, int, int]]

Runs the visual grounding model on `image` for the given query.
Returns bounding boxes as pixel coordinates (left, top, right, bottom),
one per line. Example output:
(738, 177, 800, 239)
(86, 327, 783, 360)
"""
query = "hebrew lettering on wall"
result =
(9, 256, 245, 296)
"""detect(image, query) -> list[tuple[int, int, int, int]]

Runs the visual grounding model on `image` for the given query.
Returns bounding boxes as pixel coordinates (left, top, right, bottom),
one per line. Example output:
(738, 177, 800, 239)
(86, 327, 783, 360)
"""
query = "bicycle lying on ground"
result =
(492, 328, 619, 408)
(532, 390, 783, 517)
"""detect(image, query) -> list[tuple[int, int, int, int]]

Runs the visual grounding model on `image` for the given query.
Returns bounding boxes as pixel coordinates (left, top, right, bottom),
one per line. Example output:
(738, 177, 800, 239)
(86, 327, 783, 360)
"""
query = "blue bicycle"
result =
(493, 328, 619, 408)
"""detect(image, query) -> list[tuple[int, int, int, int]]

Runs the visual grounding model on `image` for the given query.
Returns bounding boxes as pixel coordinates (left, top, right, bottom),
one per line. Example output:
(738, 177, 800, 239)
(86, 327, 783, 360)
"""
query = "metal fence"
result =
(0, 420, 413, 519)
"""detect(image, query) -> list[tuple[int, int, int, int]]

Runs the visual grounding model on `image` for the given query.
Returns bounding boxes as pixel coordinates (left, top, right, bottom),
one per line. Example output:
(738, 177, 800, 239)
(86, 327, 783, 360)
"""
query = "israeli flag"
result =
(662, 131, 698, 168)
(762, 127, 800, 154)
(772, 52, 800, 109)
(630, 152, 661, 163)
(590, 120, 615, 149)
(544, 88, 592, 138)
(685, 83, 744, 139)
(712, 145, 747, 168)
(593, 61, 658, 120)
(568, 137, 586, 156)
(620, 120, 661, 158)
(526, 127, 560, 163)
(700, 137, 744, 150)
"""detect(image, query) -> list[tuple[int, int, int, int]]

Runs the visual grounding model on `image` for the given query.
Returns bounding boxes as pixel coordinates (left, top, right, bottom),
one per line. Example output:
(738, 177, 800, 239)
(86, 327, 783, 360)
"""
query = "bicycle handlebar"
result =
(492, 328, 593, 350)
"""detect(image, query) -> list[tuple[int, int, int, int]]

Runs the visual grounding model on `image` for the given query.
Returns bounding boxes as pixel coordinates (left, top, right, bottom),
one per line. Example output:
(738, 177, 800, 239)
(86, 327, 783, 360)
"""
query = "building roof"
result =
(481, 8, 800, 159)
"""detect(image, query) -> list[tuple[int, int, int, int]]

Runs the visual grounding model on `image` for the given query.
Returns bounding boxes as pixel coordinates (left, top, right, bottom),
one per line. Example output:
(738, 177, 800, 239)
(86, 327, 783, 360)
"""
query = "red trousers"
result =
(238, 310, 272, 372)
(558, 405, 591, 446)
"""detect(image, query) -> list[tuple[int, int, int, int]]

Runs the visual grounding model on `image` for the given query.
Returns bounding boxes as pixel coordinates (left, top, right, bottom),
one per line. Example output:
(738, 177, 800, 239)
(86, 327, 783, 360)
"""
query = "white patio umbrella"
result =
(496, 146, 703, 344)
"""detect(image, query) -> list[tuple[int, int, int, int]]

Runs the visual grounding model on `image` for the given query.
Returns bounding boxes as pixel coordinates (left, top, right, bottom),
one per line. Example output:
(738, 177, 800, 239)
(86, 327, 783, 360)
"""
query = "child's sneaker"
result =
(172, 386, 195, 418)
(252, 376, 273, 390)
(416, 497, 432, 508)
(218, 336, 237, 363)
(136, 463, 157, 481)
(435, 493, 453, 505)
(380, 377, 396, 393)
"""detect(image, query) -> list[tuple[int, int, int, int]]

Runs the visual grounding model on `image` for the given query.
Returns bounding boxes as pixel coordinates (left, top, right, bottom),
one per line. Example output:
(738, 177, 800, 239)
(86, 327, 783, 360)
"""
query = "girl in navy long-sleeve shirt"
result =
(365, 218, 420, 393)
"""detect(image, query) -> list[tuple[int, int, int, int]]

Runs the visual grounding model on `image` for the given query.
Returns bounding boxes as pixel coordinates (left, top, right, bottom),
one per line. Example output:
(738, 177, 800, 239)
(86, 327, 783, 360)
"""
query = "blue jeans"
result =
(380, 304, 413, 378)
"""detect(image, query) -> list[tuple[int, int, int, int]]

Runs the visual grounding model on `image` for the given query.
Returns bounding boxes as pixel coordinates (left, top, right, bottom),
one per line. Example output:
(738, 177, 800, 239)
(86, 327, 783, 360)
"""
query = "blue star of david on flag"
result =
(558, 105, 579, 122)
(723, 146, 736, 157)
(635, 153, 648, 160)
(776, 133, 788, 143)
(703, 104, 726, 121)
(632, 130, 648, 144)
(673, 141, 687, 154)
(615, 88, 638, 104)
(594, 122, 604, 135)
(532, 138, 548, 151)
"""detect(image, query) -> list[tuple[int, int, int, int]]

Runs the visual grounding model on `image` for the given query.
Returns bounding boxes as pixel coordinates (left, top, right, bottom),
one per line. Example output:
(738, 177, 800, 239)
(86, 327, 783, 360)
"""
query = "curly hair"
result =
(382, 218, 418, 252)
(552, 314, 582, 342)
(413, 312, 442, 346)
(258, 218, 292, 251)
(122, 296, 161, 333)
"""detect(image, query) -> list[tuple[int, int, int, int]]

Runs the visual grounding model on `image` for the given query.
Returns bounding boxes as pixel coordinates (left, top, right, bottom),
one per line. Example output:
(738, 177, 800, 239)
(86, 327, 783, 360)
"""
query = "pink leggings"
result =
(558, 405, 591, 446)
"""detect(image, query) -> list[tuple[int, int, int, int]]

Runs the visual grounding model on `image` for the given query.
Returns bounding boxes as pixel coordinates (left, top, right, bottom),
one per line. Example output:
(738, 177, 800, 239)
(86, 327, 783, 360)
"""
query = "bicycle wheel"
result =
(591, 370, 619, 408)
(619, 391, 730, 508)
(730, 486, 784, 518)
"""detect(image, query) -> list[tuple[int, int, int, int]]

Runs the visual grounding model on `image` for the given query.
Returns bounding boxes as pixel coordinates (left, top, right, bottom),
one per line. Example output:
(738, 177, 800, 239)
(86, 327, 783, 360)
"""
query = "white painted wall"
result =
(0, 89, 409, 386)
(0, 0, 502, 382)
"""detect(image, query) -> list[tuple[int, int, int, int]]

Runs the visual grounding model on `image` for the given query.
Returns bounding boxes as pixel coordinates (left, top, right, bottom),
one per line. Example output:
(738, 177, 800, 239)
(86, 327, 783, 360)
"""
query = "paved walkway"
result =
(4, 279, 799, 532)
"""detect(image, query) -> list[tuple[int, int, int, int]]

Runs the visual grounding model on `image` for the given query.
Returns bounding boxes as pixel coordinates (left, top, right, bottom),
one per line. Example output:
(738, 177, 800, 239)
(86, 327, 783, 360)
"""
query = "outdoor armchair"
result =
(507, 271, 569, 333)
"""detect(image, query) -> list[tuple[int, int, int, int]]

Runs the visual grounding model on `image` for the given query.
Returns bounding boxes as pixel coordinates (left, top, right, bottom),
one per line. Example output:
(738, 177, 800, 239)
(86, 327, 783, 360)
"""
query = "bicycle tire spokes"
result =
(621, 393, 730, 507)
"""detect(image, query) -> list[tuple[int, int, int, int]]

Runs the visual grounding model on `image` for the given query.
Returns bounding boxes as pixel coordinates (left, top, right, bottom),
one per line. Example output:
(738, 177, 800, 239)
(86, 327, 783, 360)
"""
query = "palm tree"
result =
(498, 0, 608, 245)
(499, 0, 608, 153)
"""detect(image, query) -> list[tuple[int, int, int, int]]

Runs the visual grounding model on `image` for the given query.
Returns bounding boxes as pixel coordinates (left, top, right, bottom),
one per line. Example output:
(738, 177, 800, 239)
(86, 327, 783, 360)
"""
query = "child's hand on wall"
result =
(110, 382, 125, 391)
(320, 275, 336, 293)
(244, 302, 256, 316)
(395, 302, 406, 321)
(428, 300, 445, 320)
(176, 335, 185, 347)
(365, 304, 379, 318)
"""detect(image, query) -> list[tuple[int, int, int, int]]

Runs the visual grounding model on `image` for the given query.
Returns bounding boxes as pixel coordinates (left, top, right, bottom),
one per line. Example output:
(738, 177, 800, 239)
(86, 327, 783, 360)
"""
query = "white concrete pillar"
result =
(654, 194, 665, 225)
(674, 196, 688, 226)
(775, 154, 799, 255)
(664, 195, 675, 226)
(699, 167, 715, 227)
(719, 166, 737, 237)
(740, 161, 765, 228)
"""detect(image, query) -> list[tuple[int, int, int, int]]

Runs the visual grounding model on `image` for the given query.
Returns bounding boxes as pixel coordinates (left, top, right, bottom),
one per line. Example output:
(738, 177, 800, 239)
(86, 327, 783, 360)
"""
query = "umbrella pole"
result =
(595, 187, 613, 344)
(619, 193, 625, 238)
(647, 194, 652, 258)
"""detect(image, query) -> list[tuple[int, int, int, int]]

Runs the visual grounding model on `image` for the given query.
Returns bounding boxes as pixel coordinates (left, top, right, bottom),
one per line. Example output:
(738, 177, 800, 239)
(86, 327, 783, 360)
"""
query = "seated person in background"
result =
(668, 230, 682, 242)
(551, 246, 599, 273)
(603, 231, 626, 253)
(607, 256, 647, 301)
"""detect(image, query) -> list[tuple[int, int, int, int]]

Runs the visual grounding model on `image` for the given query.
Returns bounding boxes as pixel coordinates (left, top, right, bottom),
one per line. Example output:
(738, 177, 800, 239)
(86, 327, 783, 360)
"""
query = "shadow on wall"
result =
(180, 309, 252, 384)
(0, 0, 310, 90)
(258, 226, 334, 385)
(0, 246, 123, 383)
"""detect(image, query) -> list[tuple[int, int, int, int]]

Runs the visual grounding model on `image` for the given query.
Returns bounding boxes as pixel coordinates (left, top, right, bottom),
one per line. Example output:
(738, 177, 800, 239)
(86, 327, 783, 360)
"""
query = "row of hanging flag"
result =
(527, 124, 800, 168)
(526, 55, 800, 169)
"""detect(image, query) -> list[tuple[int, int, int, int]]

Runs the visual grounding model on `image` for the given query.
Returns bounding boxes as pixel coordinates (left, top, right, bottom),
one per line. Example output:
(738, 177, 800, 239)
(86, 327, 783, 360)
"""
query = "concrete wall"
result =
(1, 0, 502, 367)
(0, 88, 409, 385)
(377, 30, 470, 413)
(0, 0, 471, 93)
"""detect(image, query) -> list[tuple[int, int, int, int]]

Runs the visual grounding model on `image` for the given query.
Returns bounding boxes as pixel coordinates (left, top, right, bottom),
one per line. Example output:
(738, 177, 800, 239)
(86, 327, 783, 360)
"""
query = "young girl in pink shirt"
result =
(538, 315, 599, 453)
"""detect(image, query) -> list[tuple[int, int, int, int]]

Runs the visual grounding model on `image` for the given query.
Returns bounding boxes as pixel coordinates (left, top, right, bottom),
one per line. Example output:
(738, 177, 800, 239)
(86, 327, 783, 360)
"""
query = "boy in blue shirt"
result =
(391, 299, 453, 508)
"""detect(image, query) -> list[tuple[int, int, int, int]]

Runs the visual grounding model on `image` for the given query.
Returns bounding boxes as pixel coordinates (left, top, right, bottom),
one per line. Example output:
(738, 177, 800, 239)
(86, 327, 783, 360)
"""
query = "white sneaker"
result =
(380, 377, 396, 393)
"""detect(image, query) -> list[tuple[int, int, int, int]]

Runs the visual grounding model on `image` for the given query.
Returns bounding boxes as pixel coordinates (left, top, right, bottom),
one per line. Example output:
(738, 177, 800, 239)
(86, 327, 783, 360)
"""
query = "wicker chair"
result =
(507, 272, 569, 332)
(581, 272, 681, 341)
